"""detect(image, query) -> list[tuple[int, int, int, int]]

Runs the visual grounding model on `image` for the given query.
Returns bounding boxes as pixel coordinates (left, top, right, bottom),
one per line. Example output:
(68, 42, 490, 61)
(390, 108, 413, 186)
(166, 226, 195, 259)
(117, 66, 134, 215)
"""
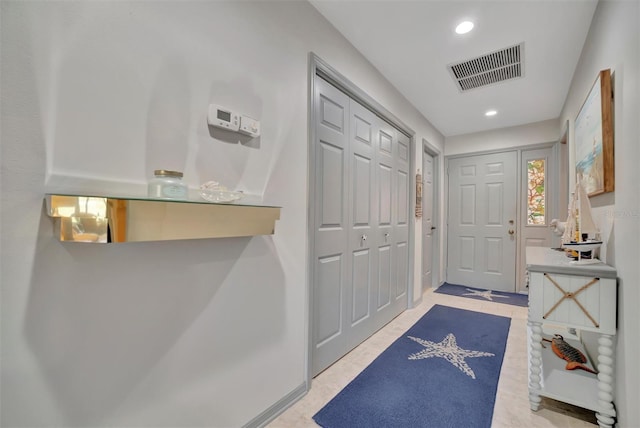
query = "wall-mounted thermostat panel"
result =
(239, 115, 261, 138)
(208, 104, 239, 132)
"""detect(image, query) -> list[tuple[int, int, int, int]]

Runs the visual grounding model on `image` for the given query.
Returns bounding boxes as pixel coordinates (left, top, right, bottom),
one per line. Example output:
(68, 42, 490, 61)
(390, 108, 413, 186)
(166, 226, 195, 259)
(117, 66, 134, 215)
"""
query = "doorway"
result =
(421, 143, 439, 292)
(446, 151, 518, 292)
(445, 145, 557, 293)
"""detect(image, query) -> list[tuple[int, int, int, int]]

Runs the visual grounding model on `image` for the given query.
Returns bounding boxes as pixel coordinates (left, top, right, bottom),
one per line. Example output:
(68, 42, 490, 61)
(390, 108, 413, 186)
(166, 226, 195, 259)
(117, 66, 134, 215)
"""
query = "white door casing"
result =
(447, 151, 517, 292)
(422, 151, 435, 290)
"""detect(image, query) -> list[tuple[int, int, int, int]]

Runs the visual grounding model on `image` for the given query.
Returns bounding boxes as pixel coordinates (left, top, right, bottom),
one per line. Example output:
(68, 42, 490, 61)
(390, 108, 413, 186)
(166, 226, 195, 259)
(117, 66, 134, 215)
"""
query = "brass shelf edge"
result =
(45, 194, 281, 243)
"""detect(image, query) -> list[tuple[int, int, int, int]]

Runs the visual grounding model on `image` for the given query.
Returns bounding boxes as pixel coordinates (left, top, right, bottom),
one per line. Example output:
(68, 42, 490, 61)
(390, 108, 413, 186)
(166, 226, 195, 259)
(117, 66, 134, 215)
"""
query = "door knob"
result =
(508, 229, 515, 235)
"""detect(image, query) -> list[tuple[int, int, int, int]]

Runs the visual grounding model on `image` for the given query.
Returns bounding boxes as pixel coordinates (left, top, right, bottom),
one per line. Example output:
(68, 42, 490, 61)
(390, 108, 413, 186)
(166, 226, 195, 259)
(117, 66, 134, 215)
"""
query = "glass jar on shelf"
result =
(148, 170, 188, 200)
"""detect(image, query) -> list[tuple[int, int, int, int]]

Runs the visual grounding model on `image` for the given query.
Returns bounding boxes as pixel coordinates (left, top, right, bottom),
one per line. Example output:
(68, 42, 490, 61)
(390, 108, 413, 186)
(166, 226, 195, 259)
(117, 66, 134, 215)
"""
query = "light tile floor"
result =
(268, 288, 598, 427)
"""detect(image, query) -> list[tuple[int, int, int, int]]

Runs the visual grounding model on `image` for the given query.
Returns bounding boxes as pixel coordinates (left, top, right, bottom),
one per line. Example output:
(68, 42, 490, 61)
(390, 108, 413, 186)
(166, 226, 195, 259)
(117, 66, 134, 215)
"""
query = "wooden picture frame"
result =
(415, 172, 422, 218)
(574, 68, 614, 196)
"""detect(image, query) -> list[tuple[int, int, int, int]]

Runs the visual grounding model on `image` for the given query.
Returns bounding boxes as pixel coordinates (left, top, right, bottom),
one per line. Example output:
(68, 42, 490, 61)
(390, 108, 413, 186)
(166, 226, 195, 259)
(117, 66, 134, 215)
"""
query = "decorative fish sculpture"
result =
(544, 334, 598, 374)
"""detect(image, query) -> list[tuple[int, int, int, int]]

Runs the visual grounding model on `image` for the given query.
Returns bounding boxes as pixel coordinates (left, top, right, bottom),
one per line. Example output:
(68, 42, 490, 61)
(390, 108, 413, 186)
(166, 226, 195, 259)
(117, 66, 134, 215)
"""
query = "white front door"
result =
(447, 152, 517, 292)
(422, 151, 435, 290)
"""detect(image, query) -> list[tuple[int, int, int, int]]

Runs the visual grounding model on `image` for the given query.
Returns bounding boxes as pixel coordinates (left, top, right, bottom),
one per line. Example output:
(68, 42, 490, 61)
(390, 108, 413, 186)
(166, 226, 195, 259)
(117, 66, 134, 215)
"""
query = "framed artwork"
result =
(574, 68, 614, 196)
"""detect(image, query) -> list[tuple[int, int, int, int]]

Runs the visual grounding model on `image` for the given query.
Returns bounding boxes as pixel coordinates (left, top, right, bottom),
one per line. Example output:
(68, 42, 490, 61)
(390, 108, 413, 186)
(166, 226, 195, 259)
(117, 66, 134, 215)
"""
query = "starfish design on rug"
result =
(407, 333, 495, 379)
(463, 288, 510, 301)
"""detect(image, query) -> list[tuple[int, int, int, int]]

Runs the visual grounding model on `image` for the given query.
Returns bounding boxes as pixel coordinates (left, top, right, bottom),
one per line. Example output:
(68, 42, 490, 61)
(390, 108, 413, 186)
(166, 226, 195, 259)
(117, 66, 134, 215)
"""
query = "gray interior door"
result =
(447, 151, 517, 292)
(372, 118, 410, 331)
(422, 151, 435, 290)
(311, 78, 351, 375)
(311, 76, 409, 376)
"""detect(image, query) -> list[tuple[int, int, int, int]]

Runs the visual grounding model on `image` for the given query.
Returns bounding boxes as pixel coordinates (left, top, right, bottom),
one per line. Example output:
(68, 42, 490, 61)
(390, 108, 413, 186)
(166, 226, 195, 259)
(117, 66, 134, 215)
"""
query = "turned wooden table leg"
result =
(528, 320, 543, 411)
(595, 334, 615, 428)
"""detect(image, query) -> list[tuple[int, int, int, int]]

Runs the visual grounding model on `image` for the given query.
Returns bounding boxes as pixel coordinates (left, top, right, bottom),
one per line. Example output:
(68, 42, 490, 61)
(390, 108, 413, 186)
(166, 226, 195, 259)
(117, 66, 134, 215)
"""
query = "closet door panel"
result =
(312, 75, 410, 376)
(312, 77, 351, 375)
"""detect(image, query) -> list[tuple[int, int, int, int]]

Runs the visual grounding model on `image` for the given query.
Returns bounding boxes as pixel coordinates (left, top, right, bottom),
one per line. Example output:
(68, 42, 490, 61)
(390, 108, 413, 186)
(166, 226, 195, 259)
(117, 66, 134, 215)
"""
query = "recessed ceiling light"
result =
(485, 110, 497, 117)
(455, 21, 474, 35)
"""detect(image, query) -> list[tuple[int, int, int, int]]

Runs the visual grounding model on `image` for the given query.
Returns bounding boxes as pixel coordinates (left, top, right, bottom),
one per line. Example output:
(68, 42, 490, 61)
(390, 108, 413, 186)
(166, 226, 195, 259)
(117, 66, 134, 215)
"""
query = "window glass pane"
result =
(527, 159, 545, 225)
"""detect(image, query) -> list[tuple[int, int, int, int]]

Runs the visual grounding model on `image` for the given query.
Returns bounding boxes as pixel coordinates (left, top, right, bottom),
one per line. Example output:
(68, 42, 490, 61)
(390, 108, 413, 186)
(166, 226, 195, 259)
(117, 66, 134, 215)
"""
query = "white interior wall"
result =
(558, 1, 640, 425)
(444, 118, 560, 156)
(6, 1, 636, 426)
(0, 1, 444, 427)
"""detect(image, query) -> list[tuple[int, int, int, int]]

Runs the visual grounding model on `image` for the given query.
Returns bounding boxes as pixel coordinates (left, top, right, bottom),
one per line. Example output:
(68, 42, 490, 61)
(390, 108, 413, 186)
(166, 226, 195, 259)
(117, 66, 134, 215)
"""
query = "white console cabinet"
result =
(526, 247, 617, 427)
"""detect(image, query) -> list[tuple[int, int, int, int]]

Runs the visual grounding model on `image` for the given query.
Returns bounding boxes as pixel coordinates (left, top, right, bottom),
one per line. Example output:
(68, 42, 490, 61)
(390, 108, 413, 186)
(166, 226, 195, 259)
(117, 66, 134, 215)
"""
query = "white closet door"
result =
(312, 76, 409, 375)
(345, 99, 377, 348)
(391, 130, 410, 307)
(312, 77, 351, 375)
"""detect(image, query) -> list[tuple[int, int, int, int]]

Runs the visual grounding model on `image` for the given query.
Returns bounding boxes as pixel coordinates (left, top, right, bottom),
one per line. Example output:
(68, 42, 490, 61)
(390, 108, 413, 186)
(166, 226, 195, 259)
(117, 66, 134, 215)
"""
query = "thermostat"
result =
(208, 104, 239, 132)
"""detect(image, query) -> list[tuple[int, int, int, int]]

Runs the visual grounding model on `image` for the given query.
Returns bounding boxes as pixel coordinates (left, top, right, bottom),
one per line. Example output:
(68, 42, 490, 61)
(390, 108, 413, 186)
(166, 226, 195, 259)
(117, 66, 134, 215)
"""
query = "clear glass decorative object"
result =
(199, 181, 243, 203)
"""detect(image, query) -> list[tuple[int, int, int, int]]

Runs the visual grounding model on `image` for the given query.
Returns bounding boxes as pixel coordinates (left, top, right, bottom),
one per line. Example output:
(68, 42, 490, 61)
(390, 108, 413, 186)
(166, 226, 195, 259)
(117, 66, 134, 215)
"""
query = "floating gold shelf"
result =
(45, 194, 281, 243)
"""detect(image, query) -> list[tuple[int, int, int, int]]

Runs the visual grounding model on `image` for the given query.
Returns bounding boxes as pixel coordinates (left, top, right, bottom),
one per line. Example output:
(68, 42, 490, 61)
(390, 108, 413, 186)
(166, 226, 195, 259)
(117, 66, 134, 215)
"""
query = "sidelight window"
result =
(527, 159, 546, 225)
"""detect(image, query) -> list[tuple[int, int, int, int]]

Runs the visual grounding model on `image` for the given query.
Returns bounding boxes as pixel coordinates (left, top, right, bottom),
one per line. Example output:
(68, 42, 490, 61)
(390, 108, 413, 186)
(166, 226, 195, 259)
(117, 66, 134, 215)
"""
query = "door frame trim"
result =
(421, 139, 442, 292)
(307, 52, 416, 384)
(310, 53, 415, 137)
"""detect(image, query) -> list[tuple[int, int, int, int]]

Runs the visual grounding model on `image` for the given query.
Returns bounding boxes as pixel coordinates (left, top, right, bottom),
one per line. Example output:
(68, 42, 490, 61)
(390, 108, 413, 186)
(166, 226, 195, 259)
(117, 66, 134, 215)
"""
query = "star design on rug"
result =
(463, 288, 510, 301)
(407, 333, 495, 379)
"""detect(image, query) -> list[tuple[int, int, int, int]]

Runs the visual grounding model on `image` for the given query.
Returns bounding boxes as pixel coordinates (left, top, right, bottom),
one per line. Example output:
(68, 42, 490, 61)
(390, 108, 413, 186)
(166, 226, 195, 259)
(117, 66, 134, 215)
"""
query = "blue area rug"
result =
(434, 282, 529, 307)
(313, 304, 511, 428)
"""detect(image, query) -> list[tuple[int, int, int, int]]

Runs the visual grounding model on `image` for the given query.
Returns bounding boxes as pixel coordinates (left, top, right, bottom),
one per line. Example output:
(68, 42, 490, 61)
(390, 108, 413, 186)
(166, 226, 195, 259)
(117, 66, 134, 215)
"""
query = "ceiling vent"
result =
(448, 43, 524, 92)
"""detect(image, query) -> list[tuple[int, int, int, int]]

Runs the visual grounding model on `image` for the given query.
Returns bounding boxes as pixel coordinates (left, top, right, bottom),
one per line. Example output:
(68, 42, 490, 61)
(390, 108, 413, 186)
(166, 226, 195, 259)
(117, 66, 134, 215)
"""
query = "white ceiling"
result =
(309, 0, 598, 137)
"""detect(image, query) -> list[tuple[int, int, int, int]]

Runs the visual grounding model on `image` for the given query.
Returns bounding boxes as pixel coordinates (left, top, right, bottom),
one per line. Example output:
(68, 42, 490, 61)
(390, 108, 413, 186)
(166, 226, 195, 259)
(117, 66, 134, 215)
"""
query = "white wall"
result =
(444, 118, 560, 156)
(0, 1, 444, 427)
(558, 1, 640, 425)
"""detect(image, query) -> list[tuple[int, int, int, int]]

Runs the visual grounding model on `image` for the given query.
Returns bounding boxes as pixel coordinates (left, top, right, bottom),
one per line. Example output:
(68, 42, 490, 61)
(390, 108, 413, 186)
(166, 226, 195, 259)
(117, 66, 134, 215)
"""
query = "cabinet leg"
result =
(528, 320, 543, 411)
(595, 412, 615, 428)
(596, 334, 615, 426)
(529, 392, 542, 412)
